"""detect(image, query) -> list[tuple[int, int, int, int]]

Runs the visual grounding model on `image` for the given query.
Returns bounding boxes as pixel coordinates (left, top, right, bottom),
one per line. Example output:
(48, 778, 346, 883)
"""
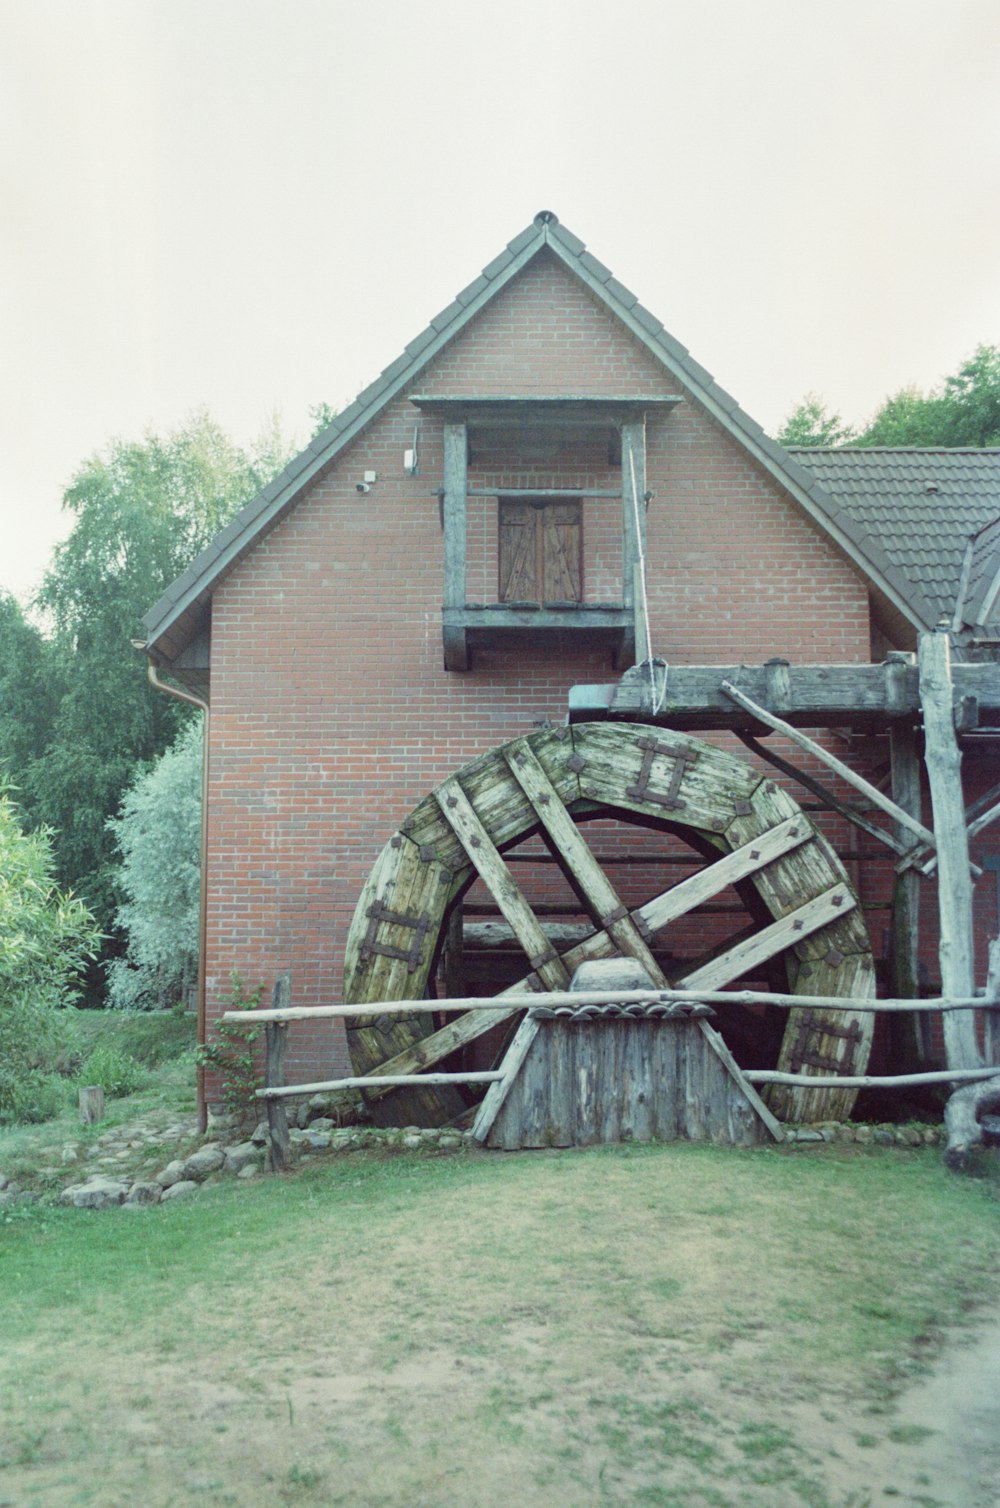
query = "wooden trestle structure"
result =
(228, 633, 1000, 1165)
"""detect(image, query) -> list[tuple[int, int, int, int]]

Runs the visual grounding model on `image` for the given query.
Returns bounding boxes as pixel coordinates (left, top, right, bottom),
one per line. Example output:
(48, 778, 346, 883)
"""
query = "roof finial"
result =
(534, 209, 558, 225)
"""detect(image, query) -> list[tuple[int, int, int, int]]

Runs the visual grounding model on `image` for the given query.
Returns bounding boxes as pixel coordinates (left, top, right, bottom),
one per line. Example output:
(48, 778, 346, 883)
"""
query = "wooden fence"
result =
(222, 976, 1000, 1169)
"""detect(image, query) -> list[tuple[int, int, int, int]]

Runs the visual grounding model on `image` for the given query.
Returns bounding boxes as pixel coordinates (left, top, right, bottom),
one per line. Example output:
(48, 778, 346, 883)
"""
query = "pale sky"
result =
(3, 0, 999, 606)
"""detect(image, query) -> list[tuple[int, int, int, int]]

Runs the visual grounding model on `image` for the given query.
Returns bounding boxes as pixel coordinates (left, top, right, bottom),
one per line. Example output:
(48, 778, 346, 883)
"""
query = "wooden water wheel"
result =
(342, 722, 876, 1129)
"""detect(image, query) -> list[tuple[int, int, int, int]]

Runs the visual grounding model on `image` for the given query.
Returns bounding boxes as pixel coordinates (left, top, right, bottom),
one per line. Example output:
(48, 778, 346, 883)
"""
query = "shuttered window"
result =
(498, 499, 582, 604)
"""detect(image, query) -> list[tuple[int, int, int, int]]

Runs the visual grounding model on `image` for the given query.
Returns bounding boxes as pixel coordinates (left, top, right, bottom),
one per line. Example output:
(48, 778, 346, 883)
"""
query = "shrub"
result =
(77, 1044, 145, 1099)
(106, 722, 202, 1010)
(195, 975, 265, 1125)
(0, 784, 100, 1123)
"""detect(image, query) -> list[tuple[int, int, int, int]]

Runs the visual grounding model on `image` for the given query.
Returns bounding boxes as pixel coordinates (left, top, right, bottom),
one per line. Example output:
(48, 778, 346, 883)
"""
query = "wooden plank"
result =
(720, 680, 939, 850)
(435, 776, 572, 991)
(639, 815, 810, 934)
(472, 1014, 540, 1143)
(726, 780, 871, 956)
(919, 631, 983, 1070)
(341, 831, 464, 1126)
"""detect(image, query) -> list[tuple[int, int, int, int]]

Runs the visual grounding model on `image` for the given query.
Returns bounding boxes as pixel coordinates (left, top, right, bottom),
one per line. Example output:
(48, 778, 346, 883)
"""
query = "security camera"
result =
(356, 482, 370, 493)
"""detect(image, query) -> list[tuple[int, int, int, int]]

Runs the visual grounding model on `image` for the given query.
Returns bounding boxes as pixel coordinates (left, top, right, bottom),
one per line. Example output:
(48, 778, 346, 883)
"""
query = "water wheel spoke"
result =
(435, 776, 571, 991)
(680, 883, 857, 991)
(504, 740, 664, 981)
(639, 816, 809, 936)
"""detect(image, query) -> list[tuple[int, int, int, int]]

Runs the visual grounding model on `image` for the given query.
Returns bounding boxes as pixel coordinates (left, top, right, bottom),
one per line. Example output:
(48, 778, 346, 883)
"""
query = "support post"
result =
(442, 421, 468, 670)
(888, 720, 926, 1067)
(621, 418, 646, 664)
(918, 630, 983, 1069)
(264, 1025, 290, 1171)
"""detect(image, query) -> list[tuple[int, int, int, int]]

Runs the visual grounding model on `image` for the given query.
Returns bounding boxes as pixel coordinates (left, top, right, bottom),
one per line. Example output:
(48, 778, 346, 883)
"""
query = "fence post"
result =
(265, 973, 291, 1171)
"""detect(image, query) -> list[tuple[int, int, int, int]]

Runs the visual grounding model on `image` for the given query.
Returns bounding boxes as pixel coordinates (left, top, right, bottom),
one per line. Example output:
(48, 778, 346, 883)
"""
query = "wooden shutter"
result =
(542, 501, 582, 602)
(499, 501, 538, 601)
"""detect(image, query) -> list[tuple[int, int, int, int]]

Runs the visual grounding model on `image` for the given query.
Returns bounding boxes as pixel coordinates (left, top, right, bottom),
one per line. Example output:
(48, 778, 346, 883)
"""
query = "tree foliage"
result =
(2, 413, 291, 952)
(777, 395, 856, 448)
(106, 720, 202, 1010)
(777, 345, 1000, 451)
(0, 783, 100, 1122)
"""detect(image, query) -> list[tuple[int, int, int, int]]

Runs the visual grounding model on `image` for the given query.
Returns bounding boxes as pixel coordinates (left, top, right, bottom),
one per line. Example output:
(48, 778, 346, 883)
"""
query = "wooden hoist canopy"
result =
(342, 722, 876, 1134)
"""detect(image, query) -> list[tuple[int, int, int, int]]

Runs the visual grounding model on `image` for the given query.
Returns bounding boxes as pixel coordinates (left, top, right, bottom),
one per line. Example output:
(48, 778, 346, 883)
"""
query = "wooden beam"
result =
(748, 1067, 1000, 1089)
(888, 722, 925, 1068)
(470, 1016, 540, 1143)
(223, 988, 995, 1027)
(919, 631, 983, 1069)
(569, 657, 1000, 729)
(720, 680, 938, 851)
(258, 1071, 503, 1100)
(736, 730, 910, 858)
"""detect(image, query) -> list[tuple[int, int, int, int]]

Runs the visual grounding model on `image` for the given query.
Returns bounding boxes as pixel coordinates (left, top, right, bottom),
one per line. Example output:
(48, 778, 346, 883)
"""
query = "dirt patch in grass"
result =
(1, 1142, 997, 1507)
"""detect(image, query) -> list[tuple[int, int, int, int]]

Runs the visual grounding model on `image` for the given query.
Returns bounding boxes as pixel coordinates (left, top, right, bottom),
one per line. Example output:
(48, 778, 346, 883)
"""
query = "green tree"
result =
(939, 344, 1000, 446)
(0, 594, 65, 818)
(856, 386, 947, 447)
(0, 782, 100, 1122)
(857, 344, 1000, 447)
(19, 413, 290, 947)
(777, 395, 856, 448)
(106, 720, 202, 1010)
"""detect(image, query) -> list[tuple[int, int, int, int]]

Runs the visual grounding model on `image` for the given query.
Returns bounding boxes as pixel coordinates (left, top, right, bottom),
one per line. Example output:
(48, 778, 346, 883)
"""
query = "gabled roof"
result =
(142, 212, 934, 663)
(787, 448, 1000, 632)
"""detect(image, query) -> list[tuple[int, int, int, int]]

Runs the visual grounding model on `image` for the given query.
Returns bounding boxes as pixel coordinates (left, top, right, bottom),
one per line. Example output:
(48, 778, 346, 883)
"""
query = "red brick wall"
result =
(202, 252, 895, 1095)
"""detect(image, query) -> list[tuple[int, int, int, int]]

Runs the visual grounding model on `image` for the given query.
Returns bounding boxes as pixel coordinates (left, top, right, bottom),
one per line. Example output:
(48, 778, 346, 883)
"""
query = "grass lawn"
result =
(1, 1136, 998, 1507)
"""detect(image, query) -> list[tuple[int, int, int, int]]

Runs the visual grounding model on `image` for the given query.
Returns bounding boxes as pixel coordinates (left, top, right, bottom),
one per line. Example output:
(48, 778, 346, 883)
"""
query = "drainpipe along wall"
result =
(143, 657, 210, 1133)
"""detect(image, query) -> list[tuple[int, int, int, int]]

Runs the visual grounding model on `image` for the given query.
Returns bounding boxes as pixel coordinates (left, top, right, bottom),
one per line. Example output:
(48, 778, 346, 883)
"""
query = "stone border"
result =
(27, 1118, 946, 1213)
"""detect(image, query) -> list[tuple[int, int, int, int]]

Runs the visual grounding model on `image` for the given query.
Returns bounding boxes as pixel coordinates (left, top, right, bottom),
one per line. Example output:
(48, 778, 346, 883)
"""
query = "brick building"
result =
(141, 213, 1000, 1123)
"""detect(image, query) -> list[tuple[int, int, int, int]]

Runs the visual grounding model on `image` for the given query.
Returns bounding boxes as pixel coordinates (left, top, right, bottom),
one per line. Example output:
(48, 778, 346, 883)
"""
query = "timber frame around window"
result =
(410, 395, 682, 671)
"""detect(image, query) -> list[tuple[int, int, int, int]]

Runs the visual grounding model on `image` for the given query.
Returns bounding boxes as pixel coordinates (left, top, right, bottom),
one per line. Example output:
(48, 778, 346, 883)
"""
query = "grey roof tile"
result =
(380, 353, 412, 383)
(549, 222, 586, 256)
(507, 223, 542, 255)
(604, 277, 637, 309)
(430, 300, 465, 333)
(631, 303, 664, 337)
(577, 250, 613, 283)
(481, 249, 515, 280)
(789, 448, 1000, 627)
(456, 274, 490, 306)
(404, 327, 437, 358)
